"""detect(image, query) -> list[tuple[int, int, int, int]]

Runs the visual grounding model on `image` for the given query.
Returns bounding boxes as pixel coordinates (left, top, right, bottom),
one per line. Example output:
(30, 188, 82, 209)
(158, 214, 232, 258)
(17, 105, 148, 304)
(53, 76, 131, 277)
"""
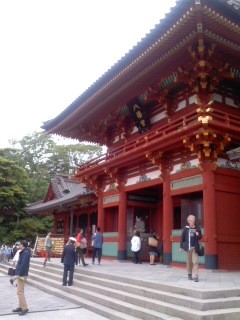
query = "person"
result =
(61, 237, 77, 286)
(131, 230, 142, 264)
(75, 229, 88, 266)
(148, 229, 159, 265)
(80, 232, 87, 258)
(134, 216, 145, 233)
(92, 227, 103, 265)
(12, 240, 31, 316)
(10, 246, 21, 285)
(179, 215, 202, 282)
(1, 244, 8, 263)
(43, 232, 52, 267)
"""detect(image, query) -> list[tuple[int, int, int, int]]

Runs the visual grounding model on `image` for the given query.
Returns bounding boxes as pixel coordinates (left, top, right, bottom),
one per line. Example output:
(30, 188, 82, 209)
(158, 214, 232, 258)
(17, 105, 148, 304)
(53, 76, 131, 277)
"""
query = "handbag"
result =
(8, 267, 16, 276)
(148, 236, 158, 247)
(196, 242, 205, 256)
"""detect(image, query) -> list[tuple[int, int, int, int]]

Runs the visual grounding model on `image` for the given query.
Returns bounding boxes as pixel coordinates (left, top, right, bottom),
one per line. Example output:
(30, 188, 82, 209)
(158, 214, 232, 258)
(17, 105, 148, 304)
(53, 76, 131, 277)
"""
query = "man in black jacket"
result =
(61, 237, 77, 286)
(180, 215, 202, 282)
(12, 240, 31, 316)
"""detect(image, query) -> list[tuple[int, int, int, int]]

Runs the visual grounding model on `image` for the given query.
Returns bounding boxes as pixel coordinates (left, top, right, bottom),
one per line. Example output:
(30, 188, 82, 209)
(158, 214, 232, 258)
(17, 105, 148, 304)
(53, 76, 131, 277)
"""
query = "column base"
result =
(163, 252, 171, 265)
(205, 254, 218, 269)
(117, 250, 127, 261)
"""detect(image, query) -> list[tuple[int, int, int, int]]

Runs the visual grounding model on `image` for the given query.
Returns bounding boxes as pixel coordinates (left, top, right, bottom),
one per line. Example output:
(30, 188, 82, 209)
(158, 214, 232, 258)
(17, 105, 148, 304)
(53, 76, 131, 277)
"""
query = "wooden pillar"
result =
(69, 208, 74, 236)
(201, 161, 218, 269)
(87, 211, 91, 229)
(162, 170, 173, 265)
(97, 188, 104, 231)
(64, 215, 69, 239)
(117, 189, 127, 260)
(76, 214, 79, 232)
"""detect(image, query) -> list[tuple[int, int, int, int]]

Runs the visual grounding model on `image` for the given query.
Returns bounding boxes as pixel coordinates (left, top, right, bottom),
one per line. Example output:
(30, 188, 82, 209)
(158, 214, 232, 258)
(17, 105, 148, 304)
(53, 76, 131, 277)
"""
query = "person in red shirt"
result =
(75, 229, 88, 266)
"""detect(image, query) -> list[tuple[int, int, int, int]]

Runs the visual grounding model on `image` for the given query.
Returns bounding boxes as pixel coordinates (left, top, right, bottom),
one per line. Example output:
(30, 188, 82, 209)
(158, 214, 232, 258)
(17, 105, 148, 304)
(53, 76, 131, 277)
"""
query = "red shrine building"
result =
(39, 0, 240, 270)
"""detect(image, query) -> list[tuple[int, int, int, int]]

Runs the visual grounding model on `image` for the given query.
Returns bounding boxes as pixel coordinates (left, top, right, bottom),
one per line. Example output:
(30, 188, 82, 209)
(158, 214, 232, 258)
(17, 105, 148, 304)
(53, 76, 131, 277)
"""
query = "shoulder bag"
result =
(148, 236, 158, 247)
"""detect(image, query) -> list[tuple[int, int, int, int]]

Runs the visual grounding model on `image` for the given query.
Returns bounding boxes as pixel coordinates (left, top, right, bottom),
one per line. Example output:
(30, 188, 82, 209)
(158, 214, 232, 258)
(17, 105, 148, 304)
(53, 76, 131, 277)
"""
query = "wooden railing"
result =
(76, 107, 240, 173)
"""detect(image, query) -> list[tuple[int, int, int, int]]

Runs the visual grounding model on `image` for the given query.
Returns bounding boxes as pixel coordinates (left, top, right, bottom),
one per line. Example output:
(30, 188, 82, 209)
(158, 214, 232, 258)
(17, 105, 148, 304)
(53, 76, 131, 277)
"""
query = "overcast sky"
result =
(0, 0, 176, 147)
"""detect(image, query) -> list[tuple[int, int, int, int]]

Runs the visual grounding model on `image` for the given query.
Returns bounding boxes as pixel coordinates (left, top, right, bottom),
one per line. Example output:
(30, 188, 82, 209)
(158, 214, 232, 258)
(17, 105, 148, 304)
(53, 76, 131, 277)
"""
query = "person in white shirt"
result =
(10, 248, 21, 285)
(131, 230, 142, 264)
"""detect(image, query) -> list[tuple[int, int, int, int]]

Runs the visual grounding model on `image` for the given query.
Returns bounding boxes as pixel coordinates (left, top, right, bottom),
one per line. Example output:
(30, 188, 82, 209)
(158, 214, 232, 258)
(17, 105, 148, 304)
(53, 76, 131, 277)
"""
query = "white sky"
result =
(0, 0, 176, 147)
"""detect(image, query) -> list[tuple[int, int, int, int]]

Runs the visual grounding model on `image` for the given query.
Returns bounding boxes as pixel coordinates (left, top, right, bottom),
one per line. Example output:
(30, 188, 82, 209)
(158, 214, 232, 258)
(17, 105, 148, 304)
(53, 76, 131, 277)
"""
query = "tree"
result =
(0, 132, 105, 243)
(5, 131, 104, 202)
(0, 156, 29, 214)
(0, 156, 30, 243)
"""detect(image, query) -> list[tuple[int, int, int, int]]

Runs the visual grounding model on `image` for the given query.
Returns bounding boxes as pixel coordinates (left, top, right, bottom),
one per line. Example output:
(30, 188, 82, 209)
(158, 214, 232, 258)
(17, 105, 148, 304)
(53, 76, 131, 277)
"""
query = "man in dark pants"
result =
(92, 227, 103, 265)
(12, 240, 31, 316)
(61, 237, 77, 286)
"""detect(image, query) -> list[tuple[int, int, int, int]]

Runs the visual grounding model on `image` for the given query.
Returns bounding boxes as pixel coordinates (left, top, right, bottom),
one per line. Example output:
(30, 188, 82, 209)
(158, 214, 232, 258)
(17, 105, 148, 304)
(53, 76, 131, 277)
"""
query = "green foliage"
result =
(0, 131, 105, 243)
(5, 131, 104, 202)
(0, 156, 29, 213)
(41, 215, 54, 231)
(1, 217, 54, 244)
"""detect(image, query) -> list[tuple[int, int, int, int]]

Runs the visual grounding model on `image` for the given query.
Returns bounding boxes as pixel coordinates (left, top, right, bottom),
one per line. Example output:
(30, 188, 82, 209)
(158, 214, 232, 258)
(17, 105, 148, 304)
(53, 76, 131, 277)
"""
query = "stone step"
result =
(29, 276, 183, 320)
(29, 278, 140, 320)
(29, 262, 240, 312)
(28, 269, 240, 320)
(31, 259, 240, 300)
(2, 263, 182, 320)
(3, 262, 240, 320)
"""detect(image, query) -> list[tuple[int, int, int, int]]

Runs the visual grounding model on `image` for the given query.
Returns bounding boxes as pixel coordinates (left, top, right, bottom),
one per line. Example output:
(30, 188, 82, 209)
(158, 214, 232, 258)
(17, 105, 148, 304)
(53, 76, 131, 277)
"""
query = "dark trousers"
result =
(76, 247, 86, 265)
(133, 250, 141, 264)
(92, 248, 102, 263)
(62, 264, 74, 286)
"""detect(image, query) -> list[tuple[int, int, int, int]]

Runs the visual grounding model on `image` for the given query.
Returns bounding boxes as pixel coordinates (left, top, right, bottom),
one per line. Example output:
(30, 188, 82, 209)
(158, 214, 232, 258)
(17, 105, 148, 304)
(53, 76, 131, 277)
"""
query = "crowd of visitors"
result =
(2, 214, 202, 316)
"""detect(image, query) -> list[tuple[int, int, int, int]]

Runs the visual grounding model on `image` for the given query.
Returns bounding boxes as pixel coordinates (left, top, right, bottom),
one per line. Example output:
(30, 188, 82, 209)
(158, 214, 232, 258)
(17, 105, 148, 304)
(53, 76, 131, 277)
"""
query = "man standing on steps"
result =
(12, 240, 31, 316)
(61, 237, 77, 286)
(179, 215, 202, 282)
(92, 227, 103, 265)
(43, 232, 52, 267)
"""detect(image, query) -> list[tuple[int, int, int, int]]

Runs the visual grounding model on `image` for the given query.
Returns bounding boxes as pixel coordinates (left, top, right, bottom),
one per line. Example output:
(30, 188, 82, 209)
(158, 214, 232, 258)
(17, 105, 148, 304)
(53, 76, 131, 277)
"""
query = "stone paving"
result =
(0, 266, 108, 320)
(1, 257, 240, 319)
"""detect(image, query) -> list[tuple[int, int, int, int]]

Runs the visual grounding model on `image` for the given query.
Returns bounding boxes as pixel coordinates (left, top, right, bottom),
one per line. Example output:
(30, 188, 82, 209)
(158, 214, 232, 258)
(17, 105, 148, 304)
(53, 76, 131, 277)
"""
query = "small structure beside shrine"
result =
(28, 174, 98, 254)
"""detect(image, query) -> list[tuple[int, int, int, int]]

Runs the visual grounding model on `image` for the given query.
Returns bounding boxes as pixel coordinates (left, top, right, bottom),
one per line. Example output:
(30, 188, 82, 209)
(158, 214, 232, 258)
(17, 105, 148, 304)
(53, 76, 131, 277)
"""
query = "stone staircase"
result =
(2, 260, 240, 320)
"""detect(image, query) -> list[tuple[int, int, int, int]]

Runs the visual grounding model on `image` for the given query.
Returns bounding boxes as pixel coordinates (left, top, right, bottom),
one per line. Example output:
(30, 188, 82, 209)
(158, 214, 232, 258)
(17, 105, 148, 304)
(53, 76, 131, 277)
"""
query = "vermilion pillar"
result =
(117, 189, 127, 260)
(97, 188, 104, 231)
(162, 170, 173, 265)
(64, 215, 69, 239)
(201, 161, 218, 269)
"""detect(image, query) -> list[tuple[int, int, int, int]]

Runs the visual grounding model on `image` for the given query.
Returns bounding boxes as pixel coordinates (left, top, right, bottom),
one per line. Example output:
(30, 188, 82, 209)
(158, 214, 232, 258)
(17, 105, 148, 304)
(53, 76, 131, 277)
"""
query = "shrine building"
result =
(40, 0, 240, 270)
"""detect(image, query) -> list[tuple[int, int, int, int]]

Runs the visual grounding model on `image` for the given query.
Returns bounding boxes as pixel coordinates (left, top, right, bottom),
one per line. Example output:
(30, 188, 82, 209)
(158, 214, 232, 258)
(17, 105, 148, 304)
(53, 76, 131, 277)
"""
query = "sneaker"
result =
(194, 277, 199, 282)
(19, 309, 29, 316)
(10, 279, 14, 285)
(188, 274, 193, 280)
(12, 307, 22, 312)
(83, 264, 88, 266)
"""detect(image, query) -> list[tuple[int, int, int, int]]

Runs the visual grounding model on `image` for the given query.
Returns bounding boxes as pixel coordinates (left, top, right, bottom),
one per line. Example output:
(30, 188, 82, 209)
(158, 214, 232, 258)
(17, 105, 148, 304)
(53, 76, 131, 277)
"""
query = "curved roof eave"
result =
(42, 0, 240, 133)
(42, 0, 192, 131)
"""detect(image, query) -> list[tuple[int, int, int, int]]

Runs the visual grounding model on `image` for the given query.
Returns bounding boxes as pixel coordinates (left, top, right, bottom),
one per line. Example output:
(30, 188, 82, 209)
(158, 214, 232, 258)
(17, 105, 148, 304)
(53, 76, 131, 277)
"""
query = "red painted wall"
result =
(215, 171, 240, 270)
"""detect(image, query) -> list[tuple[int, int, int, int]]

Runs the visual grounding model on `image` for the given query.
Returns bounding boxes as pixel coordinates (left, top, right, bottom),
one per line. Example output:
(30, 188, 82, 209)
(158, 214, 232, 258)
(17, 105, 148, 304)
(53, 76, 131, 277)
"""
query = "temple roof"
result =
(42, 0, 240, 145)
(27, 174, 94, 214)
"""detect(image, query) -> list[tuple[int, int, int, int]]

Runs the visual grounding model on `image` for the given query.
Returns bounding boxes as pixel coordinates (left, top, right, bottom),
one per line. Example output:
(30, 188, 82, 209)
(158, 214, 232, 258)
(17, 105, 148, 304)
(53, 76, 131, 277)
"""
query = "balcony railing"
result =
(77, 107, 240, 173)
